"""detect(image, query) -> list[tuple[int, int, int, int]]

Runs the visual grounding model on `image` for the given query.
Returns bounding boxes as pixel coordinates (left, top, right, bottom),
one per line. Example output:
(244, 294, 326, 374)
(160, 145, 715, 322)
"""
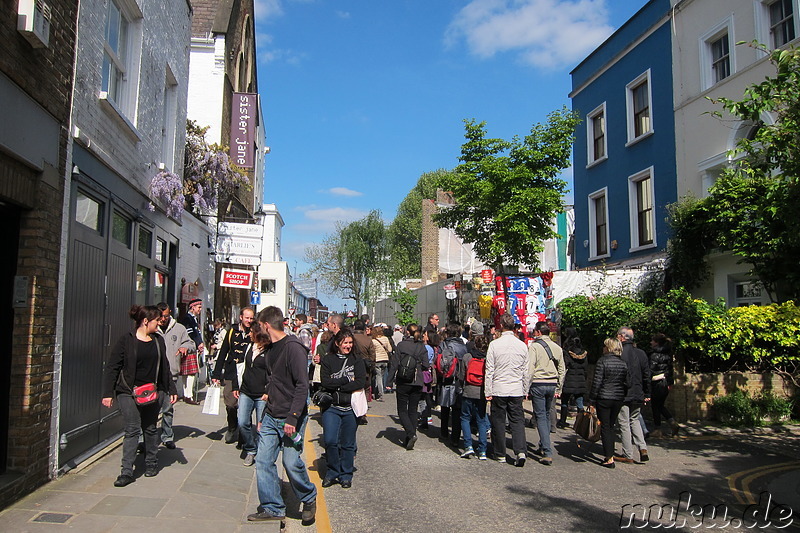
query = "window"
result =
(261, 279, 276, 293)
(701, 19, 734, 89)
(75, 192, 103, 232)
(628, 168, 656, 250)
(734, 281, 764, 306)
(626, 71, 652, 144)
(138, 228, 152, 255)
(112, 211, 131, 247)
(770, 0, 796, 47)
(588, 189, 610, 259)
(710, 34, 731, 83)
(161, 67, 178, 168)
(156, 237, 167, 264)
(586, 103, 607, 166)
(154, 271, 168, 304)
(135, 265, 150, 304)
(102, 1, 129, 107)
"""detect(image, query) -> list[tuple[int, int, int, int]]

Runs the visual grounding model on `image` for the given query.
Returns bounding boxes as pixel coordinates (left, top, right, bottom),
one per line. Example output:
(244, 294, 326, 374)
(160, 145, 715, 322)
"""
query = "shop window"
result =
(75, 192, 103, 233)
(112, 211, 131, 247)
(261, 279, 276, 293)
(138, 228, 152, 256)
(135, 265, 150, 305)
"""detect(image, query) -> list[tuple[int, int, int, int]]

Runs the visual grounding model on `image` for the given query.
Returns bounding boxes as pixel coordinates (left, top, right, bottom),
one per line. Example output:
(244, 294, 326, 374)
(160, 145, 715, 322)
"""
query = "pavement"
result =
(2, 389, 800, 532)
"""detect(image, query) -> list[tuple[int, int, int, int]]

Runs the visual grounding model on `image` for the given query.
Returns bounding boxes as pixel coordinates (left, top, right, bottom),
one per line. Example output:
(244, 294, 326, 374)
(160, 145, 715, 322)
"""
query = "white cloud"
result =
(324, 187, 363, 197)
(336, 10, 351, 19)
(445, 0, 614, 69)
(258, 48, 306, 65)
(304, 207, 369, 224)
(254, 0, 284, 21)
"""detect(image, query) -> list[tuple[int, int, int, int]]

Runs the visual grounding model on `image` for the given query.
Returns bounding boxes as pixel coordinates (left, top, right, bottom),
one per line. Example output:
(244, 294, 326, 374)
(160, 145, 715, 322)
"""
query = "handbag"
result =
(574, 405, 602, 443)
(312, 389, 333, 410)
(120, 336, 162, 406)
(202, 384, 221, 415)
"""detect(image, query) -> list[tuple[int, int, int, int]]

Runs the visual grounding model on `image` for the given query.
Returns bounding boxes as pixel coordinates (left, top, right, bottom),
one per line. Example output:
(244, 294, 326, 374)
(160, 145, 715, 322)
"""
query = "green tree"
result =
(433, 107, 579, 275)
(386, 170, 447, 279)
(669, 44, 800, 302)
(304, 210, 387, 314)
(391, 287, 417, 326)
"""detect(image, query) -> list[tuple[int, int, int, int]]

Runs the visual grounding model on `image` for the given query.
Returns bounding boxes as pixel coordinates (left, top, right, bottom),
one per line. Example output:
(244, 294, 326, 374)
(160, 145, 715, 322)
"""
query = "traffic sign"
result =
(250, 291, 261, 305)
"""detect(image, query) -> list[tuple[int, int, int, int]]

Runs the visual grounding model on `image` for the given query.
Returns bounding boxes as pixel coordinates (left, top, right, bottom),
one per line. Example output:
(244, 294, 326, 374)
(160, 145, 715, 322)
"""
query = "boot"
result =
(669, 418, 680, 436)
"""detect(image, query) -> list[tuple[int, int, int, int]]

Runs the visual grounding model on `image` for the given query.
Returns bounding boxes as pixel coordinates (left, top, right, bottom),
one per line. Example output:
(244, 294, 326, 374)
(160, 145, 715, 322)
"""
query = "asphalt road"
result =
(283, 397, 800, 532)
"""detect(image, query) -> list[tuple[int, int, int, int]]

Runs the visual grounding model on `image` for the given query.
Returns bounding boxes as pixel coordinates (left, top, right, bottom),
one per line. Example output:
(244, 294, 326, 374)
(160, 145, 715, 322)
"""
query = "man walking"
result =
(212, 308, 255, 445)
(616, 326, 651, 463)
(178, 298, 204, 404)
(248, 306, 316, 524)
(526, 321, 565, 466)
(485, 314, 529, 466)
(155, 303, 194, 449)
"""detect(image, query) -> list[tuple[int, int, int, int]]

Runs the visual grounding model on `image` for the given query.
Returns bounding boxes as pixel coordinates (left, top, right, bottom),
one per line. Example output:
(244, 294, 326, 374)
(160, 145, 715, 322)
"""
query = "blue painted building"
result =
(570, 0, 677, 268)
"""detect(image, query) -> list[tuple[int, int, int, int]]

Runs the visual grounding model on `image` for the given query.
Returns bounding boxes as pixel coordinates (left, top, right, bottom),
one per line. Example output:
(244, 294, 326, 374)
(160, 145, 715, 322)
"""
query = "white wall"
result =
(187, 37, 225, 144)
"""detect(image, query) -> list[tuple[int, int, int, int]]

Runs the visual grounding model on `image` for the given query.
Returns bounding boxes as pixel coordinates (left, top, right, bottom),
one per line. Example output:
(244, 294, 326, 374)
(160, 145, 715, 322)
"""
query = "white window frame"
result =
(586, 102, 608, 168)
(625, 69, 653, 146)
(755, 0, 800, 50)
(99, 0, 143, 126)
(588, 187, 610, 261)
(700, 17, 735, 91)
(627, 167, 657, 252)
(161, 65, 179, 169)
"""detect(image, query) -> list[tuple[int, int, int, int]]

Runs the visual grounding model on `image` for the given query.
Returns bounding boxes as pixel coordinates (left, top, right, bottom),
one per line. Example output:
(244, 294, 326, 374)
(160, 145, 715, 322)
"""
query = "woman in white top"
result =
(371, 326, 392, 400)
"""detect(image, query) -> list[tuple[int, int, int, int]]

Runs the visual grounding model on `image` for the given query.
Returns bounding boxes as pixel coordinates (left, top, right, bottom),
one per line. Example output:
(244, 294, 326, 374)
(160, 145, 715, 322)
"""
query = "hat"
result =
(394, 324, 402, 330)
(188, 298, 202, 306)
(471, 321, 485, 336)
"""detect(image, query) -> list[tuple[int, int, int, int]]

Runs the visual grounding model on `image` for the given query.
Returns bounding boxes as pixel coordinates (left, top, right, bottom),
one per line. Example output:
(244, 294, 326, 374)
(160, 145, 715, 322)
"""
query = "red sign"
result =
(220, 268, 254, 289)
(481, 269, 494, 284)
(230, 92, 257, 169)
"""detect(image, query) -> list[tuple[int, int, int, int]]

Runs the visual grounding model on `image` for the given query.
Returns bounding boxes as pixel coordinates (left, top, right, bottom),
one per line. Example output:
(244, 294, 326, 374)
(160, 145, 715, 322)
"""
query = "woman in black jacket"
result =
(393, 323, 430, 450)
(102, 305, 177, 487)
(589, 338, 629, 468)
(558, 329, 589, 429)
(236, 320, 270, 466)
(649, 333, 679, 437)
(320, 329, 367, 488)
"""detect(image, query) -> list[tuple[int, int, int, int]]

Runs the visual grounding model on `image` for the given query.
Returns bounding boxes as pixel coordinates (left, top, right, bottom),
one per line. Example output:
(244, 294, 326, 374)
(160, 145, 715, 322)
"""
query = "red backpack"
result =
(465, 356, 485, 387)
(435, 342, 457, 379)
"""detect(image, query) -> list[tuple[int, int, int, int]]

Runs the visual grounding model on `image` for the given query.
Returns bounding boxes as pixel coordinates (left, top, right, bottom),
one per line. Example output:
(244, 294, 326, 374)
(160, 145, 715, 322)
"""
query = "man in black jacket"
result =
(212, 308, 254, 444)
(248, 306, 316, 524)
(615, 327, 652, 463)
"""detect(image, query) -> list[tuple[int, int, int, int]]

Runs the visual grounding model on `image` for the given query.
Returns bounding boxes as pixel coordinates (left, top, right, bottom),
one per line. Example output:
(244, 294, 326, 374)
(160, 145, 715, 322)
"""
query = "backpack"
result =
(396, 351, 417, 382)
(465, 356, 485, 387)
(435, 341, 457, 379)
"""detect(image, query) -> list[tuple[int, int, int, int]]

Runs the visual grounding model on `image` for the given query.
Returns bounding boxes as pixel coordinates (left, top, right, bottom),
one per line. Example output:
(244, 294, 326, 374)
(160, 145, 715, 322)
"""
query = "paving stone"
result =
(88, 495, 168, 517)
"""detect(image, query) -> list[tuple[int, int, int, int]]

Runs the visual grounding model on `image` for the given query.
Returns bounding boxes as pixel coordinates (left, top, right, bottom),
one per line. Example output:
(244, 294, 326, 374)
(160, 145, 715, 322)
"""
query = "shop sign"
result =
(220, 268, 255, 289)
(230, 92, 257, 168)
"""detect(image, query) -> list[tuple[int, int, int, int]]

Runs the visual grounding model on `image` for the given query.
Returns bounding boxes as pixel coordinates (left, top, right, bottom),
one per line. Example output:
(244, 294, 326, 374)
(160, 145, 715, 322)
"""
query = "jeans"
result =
(373, 362, 388, 398)
(530, 383, 556, 457)
(238, 393, 266, 455)
(118, 392, 160, 476)
(617, 403, 647, 459)
(651, 380, 673, 427)
(420, 392, 435, 427)
(159, 386, 175, 443)
(440, 396, 462, 444)
(597, 399, 624, 460)
(559, 392, 584, 425)
(255, 411, 316, 517)
(489, 396, 526, 458)
(321, 407, 358, 482)
(460, 397, 489, 454)
(395, 384, 423, 440)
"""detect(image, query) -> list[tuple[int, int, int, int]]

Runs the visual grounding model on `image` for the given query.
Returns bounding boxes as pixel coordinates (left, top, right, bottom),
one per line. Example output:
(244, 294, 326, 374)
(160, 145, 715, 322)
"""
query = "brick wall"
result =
(0, 0, 78, 508)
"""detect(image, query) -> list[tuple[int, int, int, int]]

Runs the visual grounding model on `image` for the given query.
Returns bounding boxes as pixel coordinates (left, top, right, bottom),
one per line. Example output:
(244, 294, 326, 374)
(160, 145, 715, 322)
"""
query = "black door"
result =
(0, 203, 21, 474)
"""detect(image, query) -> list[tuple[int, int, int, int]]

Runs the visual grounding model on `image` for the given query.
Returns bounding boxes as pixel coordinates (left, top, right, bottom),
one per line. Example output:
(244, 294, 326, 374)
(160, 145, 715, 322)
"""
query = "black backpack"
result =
(396, 350, 417, 383)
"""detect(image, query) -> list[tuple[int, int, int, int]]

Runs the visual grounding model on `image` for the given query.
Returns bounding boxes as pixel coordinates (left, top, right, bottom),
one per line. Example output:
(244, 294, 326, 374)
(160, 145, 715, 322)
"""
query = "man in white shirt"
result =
(485, 314, 529, 466)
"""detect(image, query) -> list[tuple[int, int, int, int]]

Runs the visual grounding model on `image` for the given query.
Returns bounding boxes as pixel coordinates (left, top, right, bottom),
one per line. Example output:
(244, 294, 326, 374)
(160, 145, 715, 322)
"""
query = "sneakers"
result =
(113, 474, 135, 487)
(478, 452, 488, 461)
(163, 441, 176, 450)
(494, 455, 506, 463)
(639, 449, 650, 462)
(247, 511, 285, 522)
(301, 500, 317, 525)
(243, 453, 256, 466)
(540, 457, 553, 466)
(460, 448, 475, 459)
(515, 452, 526, 467)
(405, 435, 418, 450)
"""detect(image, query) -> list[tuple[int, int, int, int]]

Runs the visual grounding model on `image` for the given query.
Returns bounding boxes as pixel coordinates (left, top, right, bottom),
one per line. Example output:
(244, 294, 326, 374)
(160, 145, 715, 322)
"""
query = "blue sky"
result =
(254, 0, 647, 311)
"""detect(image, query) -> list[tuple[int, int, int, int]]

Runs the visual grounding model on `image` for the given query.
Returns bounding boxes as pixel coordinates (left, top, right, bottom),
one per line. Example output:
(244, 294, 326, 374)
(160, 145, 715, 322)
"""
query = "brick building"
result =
(0, 0, 79, 507)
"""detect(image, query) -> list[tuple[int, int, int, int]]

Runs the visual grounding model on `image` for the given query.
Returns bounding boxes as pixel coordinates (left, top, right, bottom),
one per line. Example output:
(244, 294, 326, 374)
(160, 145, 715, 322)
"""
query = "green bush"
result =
(713, 390, 794, 426)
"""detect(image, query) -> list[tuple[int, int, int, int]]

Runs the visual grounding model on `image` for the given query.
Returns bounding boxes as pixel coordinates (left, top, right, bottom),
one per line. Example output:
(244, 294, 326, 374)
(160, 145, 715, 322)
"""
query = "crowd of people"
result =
(102, 302, 678, 524)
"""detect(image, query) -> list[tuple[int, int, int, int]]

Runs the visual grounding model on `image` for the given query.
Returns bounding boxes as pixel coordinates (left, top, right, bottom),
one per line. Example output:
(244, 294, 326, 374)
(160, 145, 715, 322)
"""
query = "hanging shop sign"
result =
(220, 268, 255, 289)
(230, 92, 257, 168)
(481, 269, 494, 284)
(218, 221, 263, 238)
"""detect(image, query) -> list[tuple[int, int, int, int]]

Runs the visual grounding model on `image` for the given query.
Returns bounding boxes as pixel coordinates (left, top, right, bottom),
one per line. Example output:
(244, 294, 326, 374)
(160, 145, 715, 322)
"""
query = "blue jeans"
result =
(374, 362, 388, 398)
(460, 397, 489, 454)
(321, 407, 358, 482)
(530, 383, 556, 458)
(255, 411, 317, 517)
(238, 393, 266, 455)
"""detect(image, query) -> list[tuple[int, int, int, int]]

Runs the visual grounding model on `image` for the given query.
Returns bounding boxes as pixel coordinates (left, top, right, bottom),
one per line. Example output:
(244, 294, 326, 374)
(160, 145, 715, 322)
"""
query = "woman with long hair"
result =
(371, 325, 392, 400)
(236, 320, 271, 466)
(649, 333, 679, 437)
(102, 305, 177, 487)
(558, 327, 589, 429)
(588, 338, 629, 468)
(320, 329, 367, 488)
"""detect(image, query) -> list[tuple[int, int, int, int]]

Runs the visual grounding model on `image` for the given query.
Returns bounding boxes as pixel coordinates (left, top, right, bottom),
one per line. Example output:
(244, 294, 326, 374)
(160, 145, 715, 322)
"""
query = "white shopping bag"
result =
(202, 384, 221, 415)
(351, 389, 368, 417)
